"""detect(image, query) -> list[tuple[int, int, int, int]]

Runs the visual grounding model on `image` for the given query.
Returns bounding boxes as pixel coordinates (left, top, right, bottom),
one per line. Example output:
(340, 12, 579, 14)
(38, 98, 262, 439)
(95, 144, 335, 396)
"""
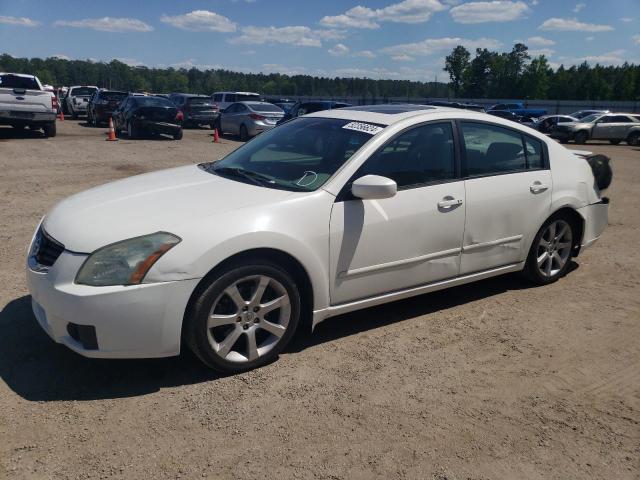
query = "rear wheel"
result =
(522, 214, 575, 285)
(239, 124, 249, 142)
(42, 123, 56, 138)
(627, 132, 640, 146)
(574, 131, 588, 145)
(184, 261, 301, 373)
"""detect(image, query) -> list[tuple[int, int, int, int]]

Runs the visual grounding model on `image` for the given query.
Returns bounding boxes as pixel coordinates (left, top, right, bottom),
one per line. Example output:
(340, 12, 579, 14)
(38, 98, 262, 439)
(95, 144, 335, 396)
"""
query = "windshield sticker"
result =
(342, 122, 384, 135)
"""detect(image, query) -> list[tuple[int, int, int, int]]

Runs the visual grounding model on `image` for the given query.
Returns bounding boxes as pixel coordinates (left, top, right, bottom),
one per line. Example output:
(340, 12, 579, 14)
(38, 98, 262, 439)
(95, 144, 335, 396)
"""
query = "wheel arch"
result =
(548, 206, 585, 256)
(182, 247, 315, 338)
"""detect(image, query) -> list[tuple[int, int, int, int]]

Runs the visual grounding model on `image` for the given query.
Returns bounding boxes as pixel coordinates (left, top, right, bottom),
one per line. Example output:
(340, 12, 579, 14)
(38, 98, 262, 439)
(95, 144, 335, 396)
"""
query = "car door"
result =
(608, 115, 634, 139)
(591, 116, 613, 139)
(112, 98, 128, 130)
(329, 121, 466, 305)
(221, 103, 238, 133)
(459, 121, 552, 274)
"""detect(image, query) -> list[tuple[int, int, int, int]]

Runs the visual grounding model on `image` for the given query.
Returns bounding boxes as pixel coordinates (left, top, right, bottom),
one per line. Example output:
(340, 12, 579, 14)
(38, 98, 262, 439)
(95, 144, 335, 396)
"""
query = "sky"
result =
(0, 0, 639, 81)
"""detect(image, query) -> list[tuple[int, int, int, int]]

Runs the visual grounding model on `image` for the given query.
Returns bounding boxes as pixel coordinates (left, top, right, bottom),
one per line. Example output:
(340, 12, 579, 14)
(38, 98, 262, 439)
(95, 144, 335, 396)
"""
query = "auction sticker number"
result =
(342, 122, 384, 135)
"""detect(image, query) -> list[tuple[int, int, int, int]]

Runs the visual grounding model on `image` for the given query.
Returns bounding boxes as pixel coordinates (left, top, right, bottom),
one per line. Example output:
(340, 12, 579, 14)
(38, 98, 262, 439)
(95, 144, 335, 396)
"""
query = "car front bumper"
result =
(550, 129, 574, 141)
(26, 250, 199, 359)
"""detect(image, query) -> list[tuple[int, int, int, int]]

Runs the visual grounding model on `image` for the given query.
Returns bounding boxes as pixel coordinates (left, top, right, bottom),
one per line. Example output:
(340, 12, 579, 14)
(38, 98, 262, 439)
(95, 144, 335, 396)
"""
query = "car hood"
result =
(43, 165, 295, 253)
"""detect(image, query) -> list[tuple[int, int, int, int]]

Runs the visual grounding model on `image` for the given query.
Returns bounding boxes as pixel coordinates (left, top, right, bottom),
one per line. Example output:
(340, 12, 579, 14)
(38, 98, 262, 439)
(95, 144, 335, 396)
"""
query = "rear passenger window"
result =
(461, 122, 545, 176)
(356, 122, 455, 189)
(461, 122, 525, 176)
(524, 136, 543, 170)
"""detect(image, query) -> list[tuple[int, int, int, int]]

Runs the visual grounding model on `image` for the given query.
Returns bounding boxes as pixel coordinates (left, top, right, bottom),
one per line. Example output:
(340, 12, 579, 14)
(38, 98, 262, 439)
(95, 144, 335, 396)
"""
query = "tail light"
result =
(249, 113, 265, 121)
(176, 111, 184, 122)
(51, 95, 58, 110)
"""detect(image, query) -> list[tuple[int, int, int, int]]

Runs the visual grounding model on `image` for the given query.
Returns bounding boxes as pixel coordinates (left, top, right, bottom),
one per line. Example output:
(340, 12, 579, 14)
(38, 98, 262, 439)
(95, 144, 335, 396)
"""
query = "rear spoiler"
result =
(568, 149, 593, 158)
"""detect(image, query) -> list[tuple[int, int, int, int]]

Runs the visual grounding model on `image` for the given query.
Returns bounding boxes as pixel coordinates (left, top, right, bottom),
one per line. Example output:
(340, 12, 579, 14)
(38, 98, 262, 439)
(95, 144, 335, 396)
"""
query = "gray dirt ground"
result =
(0, 120, 638, 480)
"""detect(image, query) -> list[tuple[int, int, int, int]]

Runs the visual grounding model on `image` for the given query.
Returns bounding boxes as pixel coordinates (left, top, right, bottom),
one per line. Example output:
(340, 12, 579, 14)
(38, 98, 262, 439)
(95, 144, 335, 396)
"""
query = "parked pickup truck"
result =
(0, 73, 57, 137)
(487, 102, 547, 119)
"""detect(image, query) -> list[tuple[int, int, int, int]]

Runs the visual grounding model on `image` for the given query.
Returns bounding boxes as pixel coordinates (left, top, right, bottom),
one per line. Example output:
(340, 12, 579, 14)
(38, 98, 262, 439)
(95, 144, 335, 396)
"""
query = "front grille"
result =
(34, 228, 65, 267)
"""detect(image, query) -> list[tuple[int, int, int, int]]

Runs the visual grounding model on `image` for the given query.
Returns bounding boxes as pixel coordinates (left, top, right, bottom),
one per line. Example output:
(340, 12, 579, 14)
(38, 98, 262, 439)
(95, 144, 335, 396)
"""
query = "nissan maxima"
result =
(27, 105, 611, 373)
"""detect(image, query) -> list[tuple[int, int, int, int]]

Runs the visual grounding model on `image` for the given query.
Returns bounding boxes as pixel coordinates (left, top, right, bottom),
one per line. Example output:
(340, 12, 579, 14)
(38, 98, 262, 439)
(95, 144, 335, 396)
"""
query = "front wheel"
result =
(627, 132, 640, 146)
(184, 261, 301, 373)
(522, 215, 575, 285)
(173, 128, 183, 140)
(574, 131, 588, 145)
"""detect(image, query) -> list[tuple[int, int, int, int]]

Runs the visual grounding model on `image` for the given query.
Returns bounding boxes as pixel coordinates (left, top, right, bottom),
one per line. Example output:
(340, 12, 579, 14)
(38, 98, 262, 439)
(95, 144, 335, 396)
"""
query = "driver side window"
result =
(355, 122, 456, 189)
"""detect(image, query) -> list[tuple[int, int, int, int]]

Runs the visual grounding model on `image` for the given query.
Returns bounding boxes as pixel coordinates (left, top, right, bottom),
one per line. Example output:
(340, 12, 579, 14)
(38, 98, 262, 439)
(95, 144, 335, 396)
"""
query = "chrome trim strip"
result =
(462, 234, 523, 252)
(339, 247, 462, 278)
(313, 262, 525, 328)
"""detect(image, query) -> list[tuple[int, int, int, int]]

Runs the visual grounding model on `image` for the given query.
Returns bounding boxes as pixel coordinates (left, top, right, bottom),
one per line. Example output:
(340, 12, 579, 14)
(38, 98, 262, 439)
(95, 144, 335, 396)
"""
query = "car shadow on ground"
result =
(0, 126, 45, 140)
(0, 266, 577, 403)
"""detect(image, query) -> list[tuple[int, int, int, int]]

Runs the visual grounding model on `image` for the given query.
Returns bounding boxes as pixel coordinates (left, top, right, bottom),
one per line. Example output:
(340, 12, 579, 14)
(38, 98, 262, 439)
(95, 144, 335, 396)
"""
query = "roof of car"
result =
(215, 91, 260, 95)
(0, 72, 36, 78)
(308, 104, 463, 126)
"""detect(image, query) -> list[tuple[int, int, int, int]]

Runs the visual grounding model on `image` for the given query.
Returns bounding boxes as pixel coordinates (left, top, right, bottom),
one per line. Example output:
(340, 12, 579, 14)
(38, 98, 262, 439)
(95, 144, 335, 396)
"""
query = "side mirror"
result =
(351, 175, 397, 200)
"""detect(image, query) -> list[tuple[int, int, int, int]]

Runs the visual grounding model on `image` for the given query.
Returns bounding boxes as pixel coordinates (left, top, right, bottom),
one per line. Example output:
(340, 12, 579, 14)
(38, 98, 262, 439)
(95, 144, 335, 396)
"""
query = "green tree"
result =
(444, 45, 470, 97)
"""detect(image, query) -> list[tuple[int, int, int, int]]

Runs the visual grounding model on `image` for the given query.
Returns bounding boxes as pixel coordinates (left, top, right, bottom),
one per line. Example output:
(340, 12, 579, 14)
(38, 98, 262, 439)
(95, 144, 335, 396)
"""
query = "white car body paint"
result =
(27, 107, 609, 358)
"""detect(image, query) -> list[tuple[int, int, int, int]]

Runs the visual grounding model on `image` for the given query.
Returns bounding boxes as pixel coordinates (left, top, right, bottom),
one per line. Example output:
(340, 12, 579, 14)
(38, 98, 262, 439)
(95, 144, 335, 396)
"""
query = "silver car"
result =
(218, 102, 284, 141)
(550, 113, 640, 145)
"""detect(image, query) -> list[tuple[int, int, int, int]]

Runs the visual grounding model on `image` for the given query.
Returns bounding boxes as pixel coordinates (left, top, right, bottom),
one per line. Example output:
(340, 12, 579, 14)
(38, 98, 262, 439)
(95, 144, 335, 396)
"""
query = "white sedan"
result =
(26, 105, 610, 372)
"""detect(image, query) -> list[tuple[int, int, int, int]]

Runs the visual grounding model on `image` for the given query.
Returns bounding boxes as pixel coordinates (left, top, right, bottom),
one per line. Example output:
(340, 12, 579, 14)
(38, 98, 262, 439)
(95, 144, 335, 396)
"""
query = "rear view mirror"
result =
(351, 175, 397, 200)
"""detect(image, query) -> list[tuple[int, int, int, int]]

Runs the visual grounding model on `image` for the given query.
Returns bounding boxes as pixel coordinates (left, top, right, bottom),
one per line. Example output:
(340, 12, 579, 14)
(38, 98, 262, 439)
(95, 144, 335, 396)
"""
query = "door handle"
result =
(530, 181, 548, 194)
(438, 197, 463, 208)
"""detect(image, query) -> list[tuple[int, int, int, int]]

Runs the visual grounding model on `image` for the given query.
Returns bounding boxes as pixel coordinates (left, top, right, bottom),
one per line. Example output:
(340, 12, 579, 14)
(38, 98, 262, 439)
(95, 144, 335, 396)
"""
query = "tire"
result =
(522, 214, 575, 285)
(574, 131, 588, 145)
(183, 260, 302, 373)
(609, 139, 621, 145)
(239, 124, 249, 142)
(173, 128, 183, 140)
(127, 121, 137, 139)
(627, 132, 640, 146)
(71, 108, 78, 120)
(42, 123, 56, 138)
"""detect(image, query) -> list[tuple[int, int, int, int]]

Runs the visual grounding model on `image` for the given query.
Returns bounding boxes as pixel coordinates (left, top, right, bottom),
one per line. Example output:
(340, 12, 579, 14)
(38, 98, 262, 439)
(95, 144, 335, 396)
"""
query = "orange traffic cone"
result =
(213, 128, 220, 143)
(57, 110, 64, 121)
(106, 116, 118, 142)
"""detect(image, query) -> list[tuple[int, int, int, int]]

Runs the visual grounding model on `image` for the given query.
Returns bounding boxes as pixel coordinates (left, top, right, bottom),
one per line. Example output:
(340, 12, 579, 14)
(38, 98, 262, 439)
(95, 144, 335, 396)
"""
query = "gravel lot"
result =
(1, 120, 638, 480)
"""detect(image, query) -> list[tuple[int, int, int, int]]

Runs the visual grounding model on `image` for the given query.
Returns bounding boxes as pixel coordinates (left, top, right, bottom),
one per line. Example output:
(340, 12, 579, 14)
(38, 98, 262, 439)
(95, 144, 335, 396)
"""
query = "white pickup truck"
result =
(0, 72, 57, 137)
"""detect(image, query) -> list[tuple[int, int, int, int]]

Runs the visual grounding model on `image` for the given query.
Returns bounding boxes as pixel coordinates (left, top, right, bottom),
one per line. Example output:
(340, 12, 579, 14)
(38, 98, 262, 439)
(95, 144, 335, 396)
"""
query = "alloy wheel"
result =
(536, 219, 572, 278)
(207, 275, 291, 363)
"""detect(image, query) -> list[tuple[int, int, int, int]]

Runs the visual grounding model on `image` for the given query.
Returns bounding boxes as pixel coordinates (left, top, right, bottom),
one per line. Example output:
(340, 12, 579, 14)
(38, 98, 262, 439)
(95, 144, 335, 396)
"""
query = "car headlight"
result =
(75, 232, 181, 286)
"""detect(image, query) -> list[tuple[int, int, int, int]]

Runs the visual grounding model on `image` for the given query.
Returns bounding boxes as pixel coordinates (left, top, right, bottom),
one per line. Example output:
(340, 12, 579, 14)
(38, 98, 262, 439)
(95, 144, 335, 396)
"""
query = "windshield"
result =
(71, 87, 97, 96)
(0, 74, 40, 90)
(580, 114, 602, 123)
(203, 117, 382, 191)
(188, 97, 215, 107)
(237, 93, 261, 102)
(251, 103, 283, 113)
(134, 97, 174, 107)
(102, 91, 127, 101)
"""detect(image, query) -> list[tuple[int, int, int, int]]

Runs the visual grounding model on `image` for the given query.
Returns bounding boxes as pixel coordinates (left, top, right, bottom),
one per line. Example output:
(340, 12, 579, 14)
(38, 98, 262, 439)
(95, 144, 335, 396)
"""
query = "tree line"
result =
(0, 53, 447, 99)
(1, 47, 638, 101)
(444, 43, 639, 101)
